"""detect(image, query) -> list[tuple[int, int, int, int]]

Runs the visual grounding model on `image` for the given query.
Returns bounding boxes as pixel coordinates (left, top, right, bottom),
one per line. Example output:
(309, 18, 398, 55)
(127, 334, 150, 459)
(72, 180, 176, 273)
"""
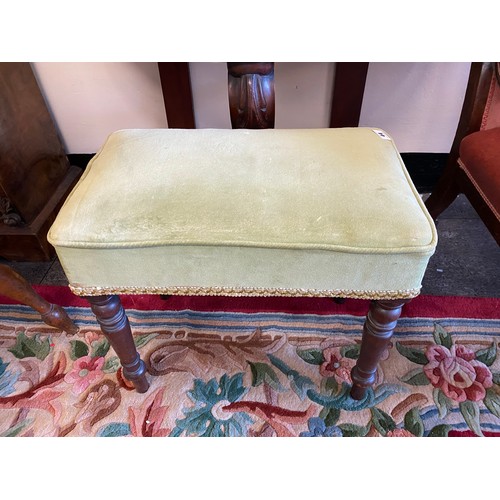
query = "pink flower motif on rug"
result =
(320, 347, 354, 384)
(64, 356, 105, 395)
(424, 344, 493, 402)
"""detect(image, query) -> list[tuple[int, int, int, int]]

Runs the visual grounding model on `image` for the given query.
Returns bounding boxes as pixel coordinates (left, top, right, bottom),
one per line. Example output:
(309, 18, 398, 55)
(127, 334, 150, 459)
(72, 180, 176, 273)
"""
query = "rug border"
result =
(0, 285, 498, 319)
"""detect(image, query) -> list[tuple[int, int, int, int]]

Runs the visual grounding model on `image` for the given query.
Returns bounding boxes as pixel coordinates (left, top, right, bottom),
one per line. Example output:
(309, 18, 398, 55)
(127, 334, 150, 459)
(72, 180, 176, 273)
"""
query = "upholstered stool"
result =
(48, 127, 437, 399)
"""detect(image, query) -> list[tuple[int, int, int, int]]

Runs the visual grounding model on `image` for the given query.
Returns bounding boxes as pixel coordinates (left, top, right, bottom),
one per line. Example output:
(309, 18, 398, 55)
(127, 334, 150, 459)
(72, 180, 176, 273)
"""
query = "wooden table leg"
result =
(87, 295, 149, 393)
(0, 263, 78, 335)
(350, 299, 409, 400)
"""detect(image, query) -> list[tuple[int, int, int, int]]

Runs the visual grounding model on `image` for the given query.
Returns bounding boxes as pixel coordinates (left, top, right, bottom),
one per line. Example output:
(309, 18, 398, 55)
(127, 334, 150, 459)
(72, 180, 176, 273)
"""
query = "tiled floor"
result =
(2, 194, 499, 298)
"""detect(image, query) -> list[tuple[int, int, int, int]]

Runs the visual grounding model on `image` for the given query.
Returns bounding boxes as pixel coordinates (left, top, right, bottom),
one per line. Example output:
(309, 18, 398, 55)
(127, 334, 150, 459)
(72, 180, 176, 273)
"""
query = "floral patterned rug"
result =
(1, 289, 499, 437)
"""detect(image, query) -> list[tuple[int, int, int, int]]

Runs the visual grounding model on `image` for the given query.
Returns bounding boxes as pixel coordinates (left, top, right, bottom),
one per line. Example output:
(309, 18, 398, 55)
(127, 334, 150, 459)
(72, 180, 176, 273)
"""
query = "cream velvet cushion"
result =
(48, 128, 437, 299)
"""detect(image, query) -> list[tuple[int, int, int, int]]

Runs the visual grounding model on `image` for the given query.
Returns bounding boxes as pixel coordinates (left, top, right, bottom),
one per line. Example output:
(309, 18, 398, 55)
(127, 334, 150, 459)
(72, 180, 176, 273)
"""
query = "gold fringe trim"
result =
(69, 284, 421, 300)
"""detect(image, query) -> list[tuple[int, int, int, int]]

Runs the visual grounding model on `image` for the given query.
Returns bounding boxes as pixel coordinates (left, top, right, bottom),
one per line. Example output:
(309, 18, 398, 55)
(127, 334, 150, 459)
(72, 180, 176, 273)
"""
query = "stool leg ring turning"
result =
(87, 295, 149, 393)
(350, 299, 409, 400)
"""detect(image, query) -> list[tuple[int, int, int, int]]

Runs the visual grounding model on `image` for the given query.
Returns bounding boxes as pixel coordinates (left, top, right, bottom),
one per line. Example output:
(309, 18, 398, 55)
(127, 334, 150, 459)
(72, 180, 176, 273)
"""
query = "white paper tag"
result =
(372, 129, 391, 140)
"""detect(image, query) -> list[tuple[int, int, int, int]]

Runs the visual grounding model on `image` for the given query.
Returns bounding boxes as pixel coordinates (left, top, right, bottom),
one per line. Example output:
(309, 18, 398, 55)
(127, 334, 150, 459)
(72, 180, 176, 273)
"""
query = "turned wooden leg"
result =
(0, 263, 78, 335)
(350, 299, 408, 400)
(87, 295, 149, 393)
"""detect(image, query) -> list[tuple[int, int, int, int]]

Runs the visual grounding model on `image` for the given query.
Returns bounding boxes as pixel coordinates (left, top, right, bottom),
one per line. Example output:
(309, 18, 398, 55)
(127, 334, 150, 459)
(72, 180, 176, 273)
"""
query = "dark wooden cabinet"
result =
(0, 62, 81, 261)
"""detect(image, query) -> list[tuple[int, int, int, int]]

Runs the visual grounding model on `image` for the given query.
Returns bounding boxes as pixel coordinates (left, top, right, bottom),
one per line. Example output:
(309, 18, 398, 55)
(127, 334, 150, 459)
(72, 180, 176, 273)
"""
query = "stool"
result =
(48, 127, 437, 399)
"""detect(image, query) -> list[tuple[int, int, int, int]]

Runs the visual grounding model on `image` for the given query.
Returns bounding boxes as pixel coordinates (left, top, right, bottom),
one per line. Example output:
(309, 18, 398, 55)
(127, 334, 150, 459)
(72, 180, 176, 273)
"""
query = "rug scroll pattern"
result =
(1, 305, 499, 437)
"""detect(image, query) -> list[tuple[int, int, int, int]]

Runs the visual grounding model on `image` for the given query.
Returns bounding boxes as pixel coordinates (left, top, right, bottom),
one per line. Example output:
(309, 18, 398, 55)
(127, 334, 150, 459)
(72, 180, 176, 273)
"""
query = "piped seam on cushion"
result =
(48, 238, 437, 254)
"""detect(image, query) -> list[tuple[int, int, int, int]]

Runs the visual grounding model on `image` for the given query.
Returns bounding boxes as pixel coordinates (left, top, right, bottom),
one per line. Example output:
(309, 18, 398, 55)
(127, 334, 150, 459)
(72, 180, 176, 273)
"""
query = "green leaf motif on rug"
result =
(320, 376, 339, 396)
(69, 340, 89, 360)
(475, 342, 497, 367)
(8, 331, 51, 361)
(433, 323, 453, 349)
(296, 348, 324, 365)
(340, 344, 361, 359)
(459, 401, 483, 437)
(370, 408, 396, 436)
(395, 342, 428, 365)
(433, 388, 453, 419)
(134, 333, 159, 349)
(248, 362, 283, 392)
(399, 368, 430, 386)
(427, 424, 451, 437)
(103, 356, 120, 373)
(319, 406, 341, 427)
(91, 338, 110, 358)
(404, 407, 424, 436)
(484, 387, 500, 418)
(337, 423, 370, 437)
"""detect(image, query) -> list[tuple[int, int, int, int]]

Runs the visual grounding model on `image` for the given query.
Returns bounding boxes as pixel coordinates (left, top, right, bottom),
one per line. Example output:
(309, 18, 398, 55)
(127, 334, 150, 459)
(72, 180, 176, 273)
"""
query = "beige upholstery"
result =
(48, 128, 437, 299)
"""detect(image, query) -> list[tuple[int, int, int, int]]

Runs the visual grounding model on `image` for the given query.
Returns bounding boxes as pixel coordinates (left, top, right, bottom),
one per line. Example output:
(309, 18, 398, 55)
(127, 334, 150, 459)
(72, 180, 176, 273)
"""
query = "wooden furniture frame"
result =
(330, 62, 369, 128)
(0, 264, 77, 335)
(157, 63, 195, 129)
(425, 62, 500, 244)
(0, 62, 81, 261)
(157, 62, 369, 130)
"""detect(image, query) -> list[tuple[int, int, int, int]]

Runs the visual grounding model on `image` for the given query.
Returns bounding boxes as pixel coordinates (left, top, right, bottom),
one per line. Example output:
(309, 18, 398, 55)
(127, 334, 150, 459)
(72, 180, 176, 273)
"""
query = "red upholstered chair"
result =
(425, 62, 500, 244)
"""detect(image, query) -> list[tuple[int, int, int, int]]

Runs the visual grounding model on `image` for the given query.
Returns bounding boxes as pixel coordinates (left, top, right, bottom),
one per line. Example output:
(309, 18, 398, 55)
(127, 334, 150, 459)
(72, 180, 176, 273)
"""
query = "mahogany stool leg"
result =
(0, 263, 78, 335)
(87, 295, 149, 393)
(350, 299, 408, 400)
